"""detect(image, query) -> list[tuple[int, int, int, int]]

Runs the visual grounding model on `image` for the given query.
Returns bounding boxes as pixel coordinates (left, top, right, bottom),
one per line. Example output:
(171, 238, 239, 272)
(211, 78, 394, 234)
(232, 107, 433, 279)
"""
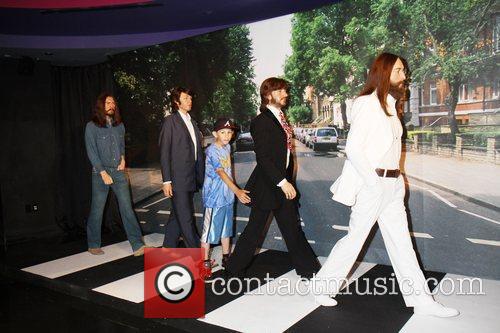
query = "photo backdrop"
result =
(110, 0, 500, 280)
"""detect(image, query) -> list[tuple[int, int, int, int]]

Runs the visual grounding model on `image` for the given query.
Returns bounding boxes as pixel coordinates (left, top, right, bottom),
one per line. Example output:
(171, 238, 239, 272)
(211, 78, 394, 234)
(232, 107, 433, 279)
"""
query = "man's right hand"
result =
(163, 183, 173, 198)
(100, 171, 113, 185)
(281, 181, 296, 200)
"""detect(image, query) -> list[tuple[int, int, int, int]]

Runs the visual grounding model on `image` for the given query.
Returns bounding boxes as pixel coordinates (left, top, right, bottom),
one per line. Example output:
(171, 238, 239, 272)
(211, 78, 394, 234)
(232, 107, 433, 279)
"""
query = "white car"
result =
(310, 127, 339, 151)
(304, 128, 315, 147)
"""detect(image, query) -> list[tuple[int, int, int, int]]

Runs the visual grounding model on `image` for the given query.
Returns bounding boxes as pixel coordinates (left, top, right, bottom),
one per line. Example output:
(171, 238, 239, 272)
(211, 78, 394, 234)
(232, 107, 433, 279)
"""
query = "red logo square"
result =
(144, 248, 205, 318)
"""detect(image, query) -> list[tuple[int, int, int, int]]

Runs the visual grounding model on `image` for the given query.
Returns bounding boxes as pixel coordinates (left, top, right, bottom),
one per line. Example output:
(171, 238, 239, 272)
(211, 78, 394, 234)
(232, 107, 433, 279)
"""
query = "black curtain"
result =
(52, 63, 117, 235)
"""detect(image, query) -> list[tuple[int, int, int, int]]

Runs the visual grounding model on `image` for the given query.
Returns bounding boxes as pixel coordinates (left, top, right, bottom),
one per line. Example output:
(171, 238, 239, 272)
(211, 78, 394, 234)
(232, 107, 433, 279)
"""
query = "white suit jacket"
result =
(331, 91, 399, 206)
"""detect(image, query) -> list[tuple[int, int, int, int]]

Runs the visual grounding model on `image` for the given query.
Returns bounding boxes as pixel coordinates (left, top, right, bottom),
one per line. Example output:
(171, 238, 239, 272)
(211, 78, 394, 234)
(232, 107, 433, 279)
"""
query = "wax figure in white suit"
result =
(313, 53, 459, 318)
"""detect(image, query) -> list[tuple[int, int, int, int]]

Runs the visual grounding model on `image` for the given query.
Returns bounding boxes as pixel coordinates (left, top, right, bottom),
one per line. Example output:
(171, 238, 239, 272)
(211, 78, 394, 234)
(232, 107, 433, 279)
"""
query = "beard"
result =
(389, 80, 407, 100)
(272, 95, 288, 108)
(106, 109, 115, 116)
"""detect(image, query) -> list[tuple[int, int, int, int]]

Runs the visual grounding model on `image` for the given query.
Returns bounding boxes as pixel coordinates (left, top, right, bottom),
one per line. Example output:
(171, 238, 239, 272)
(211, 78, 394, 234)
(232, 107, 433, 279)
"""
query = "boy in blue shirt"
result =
(201, 118, 251, 275)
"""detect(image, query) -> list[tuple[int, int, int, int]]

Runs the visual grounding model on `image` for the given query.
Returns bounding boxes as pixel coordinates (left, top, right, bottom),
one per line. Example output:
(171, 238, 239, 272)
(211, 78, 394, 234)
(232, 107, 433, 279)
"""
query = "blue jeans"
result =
(87, 168, 144, 251)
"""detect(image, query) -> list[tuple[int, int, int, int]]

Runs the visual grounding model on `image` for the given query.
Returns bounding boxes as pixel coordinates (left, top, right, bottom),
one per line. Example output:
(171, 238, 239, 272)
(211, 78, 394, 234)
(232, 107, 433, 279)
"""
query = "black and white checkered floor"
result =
(8, 233, 498, 333)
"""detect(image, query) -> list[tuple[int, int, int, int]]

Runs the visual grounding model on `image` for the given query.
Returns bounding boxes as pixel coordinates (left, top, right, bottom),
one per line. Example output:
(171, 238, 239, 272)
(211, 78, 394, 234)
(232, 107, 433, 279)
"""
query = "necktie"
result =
(279, 111, 293, 151)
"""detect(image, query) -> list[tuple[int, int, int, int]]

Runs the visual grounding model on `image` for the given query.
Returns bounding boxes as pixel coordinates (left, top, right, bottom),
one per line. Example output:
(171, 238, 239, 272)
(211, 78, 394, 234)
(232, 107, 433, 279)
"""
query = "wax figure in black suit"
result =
(226, 78, 321, 278)
(159, 87, 204, 248)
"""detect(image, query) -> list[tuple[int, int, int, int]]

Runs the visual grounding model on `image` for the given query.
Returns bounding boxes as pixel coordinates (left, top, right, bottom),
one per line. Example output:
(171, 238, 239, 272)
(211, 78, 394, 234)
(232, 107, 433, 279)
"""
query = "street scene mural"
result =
(111, 0, 500, 279)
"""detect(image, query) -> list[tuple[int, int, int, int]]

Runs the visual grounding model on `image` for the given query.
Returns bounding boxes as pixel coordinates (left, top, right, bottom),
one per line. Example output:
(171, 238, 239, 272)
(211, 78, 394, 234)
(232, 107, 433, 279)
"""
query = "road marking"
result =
(159, 224, 165, 227)
(405, 182, 427, 190)
(410, 232, 433, 239)
(466, 238, 500, 247)
(155, 210, 249, 222)
(139, 220, 147, 224)
(459, 210, 500, 226)
(142, 196, 168, 208)
(427, 190, 457, 208)
(332, 225, 349, 231)
(307, 240, 316, 244)
(134, 208, 149, 212)
(301, 222, 305, 227)
(274, 236, 283, 240)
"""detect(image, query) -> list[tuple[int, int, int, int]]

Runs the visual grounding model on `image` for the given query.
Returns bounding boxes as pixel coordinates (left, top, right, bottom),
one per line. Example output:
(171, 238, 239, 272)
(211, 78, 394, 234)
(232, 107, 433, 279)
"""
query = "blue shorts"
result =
(201, 204, 234, 244)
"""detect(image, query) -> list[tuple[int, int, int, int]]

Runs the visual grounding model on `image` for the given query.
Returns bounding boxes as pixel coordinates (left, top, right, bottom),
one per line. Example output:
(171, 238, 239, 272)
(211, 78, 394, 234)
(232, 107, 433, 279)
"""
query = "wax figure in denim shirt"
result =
(84, 93, 145, 256)
(313, 53, 459, 318)
(159, 87, 205, 248)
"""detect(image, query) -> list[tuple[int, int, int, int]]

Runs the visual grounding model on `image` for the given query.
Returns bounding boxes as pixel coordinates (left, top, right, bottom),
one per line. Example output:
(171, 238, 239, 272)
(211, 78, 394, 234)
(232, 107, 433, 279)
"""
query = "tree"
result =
(202, 26, 257, 128)
(112, 25, 257, 137)
(285, 1, 377, 128)
(285, 0, 498, 137)
(403, 0, 498, 136)
(288, 105, 312, 124)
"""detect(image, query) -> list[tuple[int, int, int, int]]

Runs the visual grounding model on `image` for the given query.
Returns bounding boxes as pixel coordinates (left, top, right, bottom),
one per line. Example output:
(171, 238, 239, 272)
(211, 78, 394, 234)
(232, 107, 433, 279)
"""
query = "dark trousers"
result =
(226, 199, 320, 278)
(162, 191, 200, 248)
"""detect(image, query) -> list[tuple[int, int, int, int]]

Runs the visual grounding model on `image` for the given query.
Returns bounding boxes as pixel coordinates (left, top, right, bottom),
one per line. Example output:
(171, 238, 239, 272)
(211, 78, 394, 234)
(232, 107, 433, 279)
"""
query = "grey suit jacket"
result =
(159, 111, 205, 192)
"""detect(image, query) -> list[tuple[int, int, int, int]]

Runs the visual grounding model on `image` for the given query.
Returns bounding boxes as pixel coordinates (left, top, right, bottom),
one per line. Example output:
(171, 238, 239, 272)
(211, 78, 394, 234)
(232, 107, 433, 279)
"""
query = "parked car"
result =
(294, 127, 304, 142)
(310, 127, 339, 152)
(235, 132, 254, 151)
(304, 128, 315, 147)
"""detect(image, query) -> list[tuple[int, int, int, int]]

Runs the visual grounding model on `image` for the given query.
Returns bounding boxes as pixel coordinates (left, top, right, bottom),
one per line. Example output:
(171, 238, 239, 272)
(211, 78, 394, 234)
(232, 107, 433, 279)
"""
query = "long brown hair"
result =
(91, 92, 122, 127)
(259, 77, 289, 113)
(359, 53, 408, 117)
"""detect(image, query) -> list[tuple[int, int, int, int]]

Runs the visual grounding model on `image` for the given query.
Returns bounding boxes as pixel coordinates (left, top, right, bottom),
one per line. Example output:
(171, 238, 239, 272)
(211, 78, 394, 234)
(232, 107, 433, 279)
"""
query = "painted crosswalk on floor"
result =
(17, 236, 500, 333)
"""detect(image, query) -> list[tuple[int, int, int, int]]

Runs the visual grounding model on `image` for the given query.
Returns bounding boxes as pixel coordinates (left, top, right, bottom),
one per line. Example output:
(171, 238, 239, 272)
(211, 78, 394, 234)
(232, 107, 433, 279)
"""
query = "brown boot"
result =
(133, 245, 146, 257)
(88, 248, 105, 255)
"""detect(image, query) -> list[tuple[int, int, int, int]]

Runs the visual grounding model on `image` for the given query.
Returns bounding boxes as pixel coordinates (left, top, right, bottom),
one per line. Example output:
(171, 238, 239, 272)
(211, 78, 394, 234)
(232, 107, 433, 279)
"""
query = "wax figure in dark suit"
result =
(226, 78, 320, 278)
(159, 87, 204, 248)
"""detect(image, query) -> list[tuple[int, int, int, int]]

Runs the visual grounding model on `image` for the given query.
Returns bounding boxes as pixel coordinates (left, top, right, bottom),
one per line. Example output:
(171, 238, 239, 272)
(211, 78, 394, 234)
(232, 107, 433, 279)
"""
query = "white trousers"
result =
(317, 176, 433, 307)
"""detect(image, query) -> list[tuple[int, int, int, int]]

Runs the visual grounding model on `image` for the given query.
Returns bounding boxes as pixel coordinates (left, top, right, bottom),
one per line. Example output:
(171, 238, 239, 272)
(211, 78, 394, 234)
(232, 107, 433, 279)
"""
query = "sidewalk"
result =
(127, 165, 162, 203)
(338, 142, 500, 210)
(402, 152, 500, 210)
(128, 148, 500, 210)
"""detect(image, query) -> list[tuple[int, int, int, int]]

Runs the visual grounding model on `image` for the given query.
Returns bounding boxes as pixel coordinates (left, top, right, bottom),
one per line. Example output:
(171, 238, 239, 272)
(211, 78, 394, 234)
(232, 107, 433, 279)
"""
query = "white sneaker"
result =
(315, 294, 338, 307)
(413, 302, 459, 318)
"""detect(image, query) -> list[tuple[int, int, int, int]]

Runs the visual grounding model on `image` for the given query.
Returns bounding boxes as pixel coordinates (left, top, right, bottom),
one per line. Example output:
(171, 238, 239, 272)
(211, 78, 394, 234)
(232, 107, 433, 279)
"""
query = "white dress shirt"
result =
(266, 105, 290, 187)
(178, 110, 198, 160)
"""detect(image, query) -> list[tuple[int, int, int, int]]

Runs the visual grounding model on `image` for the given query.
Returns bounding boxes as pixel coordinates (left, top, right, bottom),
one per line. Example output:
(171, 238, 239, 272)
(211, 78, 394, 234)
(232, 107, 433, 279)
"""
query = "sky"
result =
(246, 14, 293, 89)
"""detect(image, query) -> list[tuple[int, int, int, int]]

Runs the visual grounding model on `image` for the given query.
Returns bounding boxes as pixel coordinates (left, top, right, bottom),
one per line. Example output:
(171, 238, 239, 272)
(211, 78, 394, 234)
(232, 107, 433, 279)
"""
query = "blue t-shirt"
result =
(202, 144, 234, 208)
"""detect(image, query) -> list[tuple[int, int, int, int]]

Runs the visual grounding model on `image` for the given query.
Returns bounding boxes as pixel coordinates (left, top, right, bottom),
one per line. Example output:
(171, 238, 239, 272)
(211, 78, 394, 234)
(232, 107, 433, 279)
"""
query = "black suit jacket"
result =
(245, 109, 295, 210)
(159, 111, 205, 192)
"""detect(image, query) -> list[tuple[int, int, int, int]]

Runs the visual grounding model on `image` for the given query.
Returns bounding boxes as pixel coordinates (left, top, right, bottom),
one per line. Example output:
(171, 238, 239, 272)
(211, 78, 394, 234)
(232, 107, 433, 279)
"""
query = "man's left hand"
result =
(117, 158, 126, 171)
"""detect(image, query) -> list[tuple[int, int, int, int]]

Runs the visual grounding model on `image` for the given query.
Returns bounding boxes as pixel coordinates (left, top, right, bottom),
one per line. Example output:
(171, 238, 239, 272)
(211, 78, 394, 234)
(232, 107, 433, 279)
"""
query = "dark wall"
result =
(0, 58, 58, 239)
(0, 59, 115, 242)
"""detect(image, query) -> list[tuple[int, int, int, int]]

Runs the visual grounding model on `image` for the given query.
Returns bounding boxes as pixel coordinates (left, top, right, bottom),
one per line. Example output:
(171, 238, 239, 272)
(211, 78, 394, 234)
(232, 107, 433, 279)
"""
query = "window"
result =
(459, 84, 471, 102)
(419, 87, 424, 106)
(494, 15, 500, 53)
(493, 79, 500, 99)
(316, 128, 338, 137)
(430, 82, 437, 105)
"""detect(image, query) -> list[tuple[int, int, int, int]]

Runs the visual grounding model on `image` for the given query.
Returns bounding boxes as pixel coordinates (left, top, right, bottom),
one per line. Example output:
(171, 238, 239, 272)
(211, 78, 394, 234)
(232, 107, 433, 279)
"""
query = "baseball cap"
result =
(213, 118, 238, 132)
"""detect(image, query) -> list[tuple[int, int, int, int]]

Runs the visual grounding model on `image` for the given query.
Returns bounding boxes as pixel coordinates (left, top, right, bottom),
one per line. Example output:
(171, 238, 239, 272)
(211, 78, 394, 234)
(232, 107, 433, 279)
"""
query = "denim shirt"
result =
(85, 121, 125, 173)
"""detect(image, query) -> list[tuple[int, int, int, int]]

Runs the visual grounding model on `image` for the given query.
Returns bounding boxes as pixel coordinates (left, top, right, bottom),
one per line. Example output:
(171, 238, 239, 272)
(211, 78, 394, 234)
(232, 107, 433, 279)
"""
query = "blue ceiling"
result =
(0, 0, 340, 65)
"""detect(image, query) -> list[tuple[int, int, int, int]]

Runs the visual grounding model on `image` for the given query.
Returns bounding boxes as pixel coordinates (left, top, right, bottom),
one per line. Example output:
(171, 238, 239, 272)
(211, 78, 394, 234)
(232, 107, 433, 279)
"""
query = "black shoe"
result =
(222, 253, 230, 269)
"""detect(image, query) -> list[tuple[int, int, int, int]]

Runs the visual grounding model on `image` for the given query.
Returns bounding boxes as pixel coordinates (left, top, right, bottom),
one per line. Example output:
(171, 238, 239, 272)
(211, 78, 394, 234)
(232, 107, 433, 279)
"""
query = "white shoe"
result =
(413, 302, 459, 318)
(315, 294, 338, 307)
